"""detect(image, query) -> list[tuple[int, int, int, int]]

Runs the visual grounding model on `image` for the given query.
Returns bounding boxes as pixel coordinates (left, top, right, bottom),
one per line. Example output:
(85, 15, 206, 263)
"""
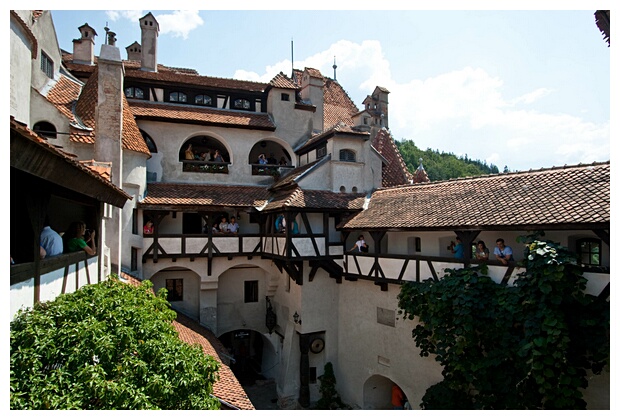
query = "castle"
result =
(10, 10, 609, 409)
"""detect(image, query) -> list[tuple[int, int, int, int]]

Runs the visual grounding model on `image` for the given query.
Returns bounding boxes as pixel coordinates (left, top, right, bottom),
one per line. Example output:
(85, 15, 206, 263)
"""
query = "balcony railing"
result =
(182, 160, 230, 174)
(251, 164, 294, 179)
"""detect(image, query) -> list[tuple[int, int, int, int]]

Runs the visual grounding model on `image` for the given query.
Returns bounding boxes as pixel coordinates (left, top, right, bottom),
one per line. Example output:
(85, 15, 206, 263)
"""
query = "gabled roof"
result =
(139, 183, 271, 210)
(295, 123, 369, 154)
(341, 162, 610, 231)
(45, 73, 83, 124)
(70, 67, 151, 155)
(268, 155, 331, 191)
(371, 128, 414, 187)
(269, 72, 298, 89)
(10, 117, 131, 208)
(263, 187, 366, 212)
(128, 100, 276, 131)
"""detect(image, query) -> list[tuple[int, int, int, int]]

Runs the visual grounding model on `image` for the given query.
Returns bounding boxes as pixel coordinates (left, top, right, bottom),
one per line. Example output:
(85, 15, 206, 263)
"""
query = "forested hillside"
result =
(397, 139, 505, 182)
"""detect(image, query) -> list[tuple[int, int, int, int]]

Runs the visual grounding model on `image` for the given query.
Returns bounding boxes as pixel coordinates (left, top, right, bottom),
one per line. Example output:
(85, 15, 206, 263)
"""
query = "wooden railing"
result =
(181, 160, 230, 174)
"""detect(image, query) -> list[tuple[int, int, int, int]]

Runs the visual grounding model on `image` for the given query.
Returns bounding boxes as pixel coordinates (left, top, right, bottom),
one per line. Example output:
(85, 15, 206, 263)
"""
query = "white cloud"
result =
(105, 10, 203, 39)
(234, 39, 609, 170)
(155, 11, 203, 39)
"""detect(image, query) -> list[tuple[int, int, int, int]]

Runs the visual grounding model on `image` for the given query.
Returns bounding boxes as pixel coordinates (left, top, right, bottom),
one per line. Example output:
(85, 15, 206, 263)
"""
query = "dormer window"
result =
(339, 149, 356, 162)
(316, 145, 327, 159)
(125, 87, 144, 99)
(233, 98, 251, 110)
(195, 95, 212, 106)
(170, 92, 187, 103)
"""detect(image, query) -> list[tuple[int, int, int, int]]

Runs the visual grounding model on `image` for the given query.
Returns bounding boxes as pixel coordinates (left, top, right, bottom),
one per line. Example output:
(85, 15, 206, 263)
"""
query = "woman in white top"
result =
(349, 235, 368, 252)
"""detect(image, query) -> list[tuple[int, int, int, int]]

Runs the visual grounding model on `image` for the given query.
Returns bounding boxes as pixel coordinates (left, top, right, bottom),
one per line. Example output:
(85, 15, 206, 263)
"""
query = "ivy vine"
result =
(397, 238, 609, 409)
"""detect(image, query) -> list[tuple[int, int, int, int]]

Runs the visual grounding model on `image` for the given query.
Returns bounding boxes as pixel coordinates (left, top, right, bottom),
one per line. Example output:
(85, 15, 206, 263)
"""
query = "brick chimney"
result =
(72, 23, 97, 65)
(94, 41, 124, 274)
(139, 12, 159, 72)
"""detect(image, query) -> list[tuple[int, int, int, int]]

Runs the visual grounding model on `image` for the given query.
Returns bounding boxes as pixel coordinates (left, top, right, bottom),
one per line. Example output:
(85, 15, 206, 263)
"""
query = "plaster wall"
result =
(135, 120, 294, 186)
(150, 268, 201, 319)
(335, 280, 443, 409)
(26, 11, 63, 93)
(29, 91, 72, 142)
(267, 87, 314, 147)
(10, 16, 34, 125)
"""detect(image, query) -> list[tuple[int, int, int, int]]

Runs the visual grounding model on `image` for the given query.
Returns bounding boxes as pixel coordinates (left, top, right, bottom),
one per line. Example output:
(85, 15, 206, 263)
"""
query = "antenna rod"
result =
(291, 38, 294, 78)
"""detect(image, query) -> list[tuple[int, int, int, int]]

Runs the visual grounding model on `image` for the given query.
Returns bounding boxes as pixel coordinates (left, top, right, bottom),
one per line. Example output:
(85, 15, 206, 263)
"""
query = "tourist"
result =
(475, 240, 489, 261)
(450, 236, 464, 259)
(40, 223, 63, 257)
(494, 238, 514, 265)
(228, 216, 239, 234)
(63, 221, 97, 256)
(349, 235, 368, 252)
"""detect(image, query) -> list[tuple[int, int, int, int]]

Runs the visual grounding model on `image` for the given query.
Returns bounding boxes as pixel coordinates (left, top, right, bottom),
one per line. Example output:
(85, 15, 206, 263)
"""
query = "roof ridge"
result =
(375, 160, 611, 191)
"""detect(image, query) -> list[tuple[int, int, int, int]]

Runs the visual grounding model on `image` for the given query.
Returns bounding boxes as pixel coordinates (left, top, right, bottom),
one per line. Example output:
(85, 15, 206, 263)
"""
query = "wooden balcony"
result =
(343, 251, 610, 297)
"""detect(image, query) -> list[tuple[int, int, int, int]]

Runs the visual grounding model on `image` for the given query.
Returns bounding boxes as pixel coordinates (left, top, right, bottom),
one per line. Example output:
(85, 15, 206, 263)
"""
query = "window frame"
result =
(577, 238, 602, 266)
(233, 98, 251, 110)
(169, 91, 188, 103)
(165, 278, 184, 301)
(195, 94, 213, 106)
(40, 51, 54, 78)
(125, 86, 145, 99)
(244, 280, 259, 303)
(339, 149, 356, 162)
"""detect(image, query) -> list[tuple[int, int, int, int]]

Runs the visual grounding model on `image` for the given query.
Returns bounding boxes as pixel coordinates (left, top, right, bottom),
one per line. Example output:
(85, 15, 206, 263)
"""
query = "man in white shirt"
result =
(228, 216, 239, 234)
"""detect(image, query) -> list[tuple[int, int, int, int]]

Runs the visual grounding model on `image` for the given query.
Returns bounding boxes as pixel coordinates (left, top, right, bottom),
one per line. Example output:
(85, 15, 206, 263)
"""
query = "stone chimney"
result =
(72, 23, 97, 65)
(94, 41, 124, 275)
(125, 41, 141, 61)
(299, 67, 324, 132)
(139, 12, 159, 72)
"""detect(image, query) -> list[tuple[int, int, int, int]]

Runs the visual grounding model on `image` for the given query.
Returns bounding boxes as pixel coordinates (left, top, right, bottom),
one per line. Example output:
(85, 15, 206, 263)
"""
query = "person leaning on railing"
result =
(63, 221, 97, 256)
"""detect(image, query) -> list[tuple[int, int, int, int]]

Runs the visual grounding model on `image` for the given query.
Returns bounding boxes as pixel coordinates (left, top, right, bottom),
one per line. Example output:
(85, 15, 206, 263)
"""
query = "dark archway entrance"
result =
(219, 329, 266, 386)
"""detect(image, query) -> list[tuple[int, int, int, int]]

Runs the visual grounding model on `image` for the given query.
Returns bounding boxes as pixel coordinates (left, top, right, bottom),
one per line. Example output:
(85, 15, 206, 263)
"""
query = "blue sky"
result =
(46, 1, 611, 171)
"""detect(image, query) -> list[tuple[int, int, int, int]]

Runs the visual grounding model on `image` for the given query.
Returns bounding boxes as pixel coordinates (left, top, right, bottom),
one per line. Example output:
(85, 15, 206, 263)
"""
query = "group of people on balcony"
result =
(208, 216, 239, 234)
(24, 220, 97, 263)
(184, 144, 224, 162)
(450, 237, 514, 265)
(257, 153, 289, 166)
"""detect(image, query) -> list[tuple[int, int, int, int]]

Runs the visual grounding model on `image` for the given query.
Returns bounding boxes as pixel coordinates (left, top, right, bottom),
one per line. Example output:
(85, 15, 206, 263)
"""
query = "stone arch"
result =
(218, 328, 279, 385)
(363, 374, 409, 410)
(147, 265, 201, 320)
(249, 137, 294, 166)
(179, 133, 231, 163)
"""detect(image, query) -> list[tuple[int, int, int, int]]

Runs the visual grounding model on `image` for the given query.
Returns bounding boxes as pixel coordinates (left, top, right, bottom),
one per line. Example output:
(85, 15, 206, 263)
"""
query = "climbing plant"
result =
(10, 276, 220, 410)
(397, 239, 609, 409)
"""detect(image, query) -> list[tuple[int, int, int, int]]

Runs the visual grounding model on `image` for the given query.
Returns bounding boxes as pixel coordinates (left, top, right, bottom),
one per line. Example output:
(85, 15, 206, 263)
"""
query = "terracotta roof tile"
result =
(140, 183, 271, 209)
(10, 117, 131, 200)
(264, 187, 366, 211)
(128, 100, 276, 130)
(342, 162, 610, 230)
(269, 72, 298, 89)
(323, 78, 358, 128)
(45, 74, 83, 123)
(371, 128, 414, 187)
(124, 68, 268, 92)
(119, 272, 254, 410)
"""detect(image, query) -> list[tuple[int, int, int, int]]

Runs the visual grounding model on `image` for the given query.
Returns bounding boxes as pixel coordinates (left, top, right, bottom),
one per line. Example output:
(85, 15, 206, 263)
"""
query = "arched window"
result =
(140, 130, 157, 153)
(195, 94, 212, 106)
(339, 149, 356, 162)
(170, 91, 187, 103)
(33, 121, 57, 139)
(125, 86, 144, 99)
(577, 238, 602, 266)
(233, 98, 251, 110)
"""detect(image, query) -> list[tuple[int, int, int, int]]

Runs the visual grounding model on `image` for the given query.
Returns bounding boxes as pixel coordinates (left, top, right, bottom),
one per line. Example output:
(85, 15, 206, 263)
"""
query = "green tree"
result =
(10, 277, 220, 410)
(316, 362, 349, 409)
(397, 239, 609, 409)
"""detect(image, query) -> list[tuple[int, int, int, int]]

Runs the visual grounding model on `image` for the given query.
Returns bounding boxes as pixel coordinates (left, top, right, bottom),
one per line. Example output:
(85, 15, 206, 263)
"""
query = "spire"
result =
(413, 158, 430, 183)
(333, 56, 337, 80)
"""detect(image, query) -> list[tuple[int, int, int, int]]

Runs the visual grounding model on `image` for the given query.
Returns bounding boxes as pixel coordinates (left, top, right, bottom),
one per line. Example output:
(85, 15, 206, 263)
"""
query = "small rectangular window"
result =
(131, 247, 138, 271)
(165, 278, 183, 301)
(41, 51, 54, 78)
(316, 145, 327, 159)
(244, 280, 259, 303)
(281, 93, 290, 101)
(132, 209, 138, 234)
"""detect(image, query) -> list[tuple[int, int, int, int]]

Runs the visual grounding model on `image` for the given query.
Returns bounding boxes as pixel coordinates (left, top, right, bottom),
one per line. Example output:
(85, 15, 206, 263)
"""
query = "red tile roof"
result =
(323, 78, 358, 128)
(45, 74, 83, 123)
(372, 128, 414, 187)
(341, 162, 610, 230)
(119, 272, 254, 410)
(264, 187, 366, 211)
(68, 67, 150, 156)
(139, 183, 272, 209)
(128, 100, 276, 131)
(269, 72, 298, 89)
(10, 116, 131, 201)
